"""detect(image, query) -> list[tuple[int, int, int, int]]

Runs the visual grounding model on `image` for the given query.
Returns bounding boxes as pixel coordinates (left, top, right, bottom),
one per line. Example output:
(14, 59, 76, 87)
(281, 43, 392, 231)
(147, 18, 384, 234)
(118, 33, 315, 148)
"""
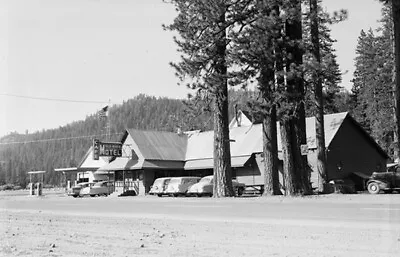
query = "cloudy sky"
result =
(0, 0, 384, 138)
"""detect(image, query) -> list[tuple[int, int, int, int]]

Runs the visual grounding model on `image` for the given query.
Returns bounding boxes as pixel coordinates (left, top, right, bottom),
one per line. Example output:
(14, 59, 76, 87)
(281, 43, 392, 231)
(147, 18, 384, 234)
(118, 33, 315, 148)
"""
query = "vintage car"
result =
(67, 182, 94, 198)
(164, 177, 201, 197)
(186, 175, 246, 197)
(149, 177, 172, 197)
(367, 163, 400, 194)
(79, 181, 112, 197)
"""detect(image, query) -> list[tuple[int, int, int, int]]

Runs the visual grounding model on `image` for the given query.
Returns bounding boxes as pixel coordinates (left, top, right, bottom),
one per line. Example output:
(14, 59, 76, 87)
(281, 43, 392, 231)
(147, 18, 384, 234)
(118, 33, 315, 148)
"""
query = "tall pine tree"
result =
(230, 0, 282, 196)
(165, 0, 236, 197)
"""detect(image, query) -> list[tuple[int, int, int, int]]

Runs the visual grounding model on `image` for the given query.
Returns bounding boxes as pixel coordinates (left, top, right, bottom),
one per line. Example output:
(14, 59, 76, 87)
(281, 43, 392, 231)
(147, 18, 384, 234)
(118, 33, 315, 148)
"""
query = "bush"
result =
(0, 184, 16, 191)
(13, 185, 22, 190)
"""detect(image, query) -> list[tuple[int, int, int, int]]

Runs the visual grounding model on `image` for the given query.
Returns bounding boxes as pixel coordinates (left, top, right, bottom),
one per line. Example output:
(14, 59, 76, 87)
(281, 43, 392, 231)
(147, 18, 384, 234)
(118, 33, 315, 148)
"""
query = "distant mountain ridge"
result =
(0, 92, 249, 186)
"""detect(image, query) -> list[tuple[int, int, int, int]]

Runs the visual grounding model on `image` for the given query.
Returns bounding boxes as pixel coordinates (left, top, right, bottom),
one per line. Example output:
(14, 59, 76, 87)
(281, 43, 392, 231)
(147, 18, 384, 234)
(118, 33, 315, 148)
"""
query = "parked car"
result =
(367, 163, 400, 194)
(187, 175, 246, 197)
(164, 177, 201, 197)
(80, 181, 112, 197)
(67, 182, 94, 198)
(149, 177, 172, 197)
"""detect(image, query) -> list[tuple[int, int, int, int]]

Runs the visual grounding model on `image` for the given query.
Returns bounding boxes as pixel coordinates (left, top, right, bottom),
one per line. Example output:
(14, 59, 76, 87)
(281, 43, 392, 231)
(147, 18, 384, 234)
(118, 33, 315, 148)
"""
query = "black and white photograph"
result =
(1, 0, 399, 256)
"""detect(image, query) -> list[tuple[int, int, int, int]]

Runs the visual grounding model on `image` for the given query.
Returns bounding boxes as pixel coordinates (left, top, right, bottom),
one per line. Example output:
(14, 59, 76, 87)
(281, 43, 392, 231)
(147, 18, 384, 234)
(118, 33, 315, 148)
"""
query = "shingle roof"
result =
(126, 129, 187, 161)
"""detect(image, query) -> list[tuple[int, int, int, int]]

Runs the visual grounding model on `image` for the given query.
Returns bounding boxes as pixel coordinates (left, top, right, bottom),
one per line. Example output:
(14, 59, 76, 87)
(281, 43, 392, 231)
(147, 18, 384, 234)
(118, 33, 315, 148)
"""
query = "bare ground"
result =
(1, 190, 400, 257)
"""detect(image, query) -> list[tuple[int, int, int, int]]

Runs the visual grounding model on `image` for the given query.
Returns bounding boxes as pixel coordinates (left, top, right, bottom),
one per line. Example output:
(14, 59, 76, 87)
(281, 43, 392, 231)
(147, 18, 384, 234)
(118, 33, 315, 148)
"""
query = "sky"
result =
(0, 0, 384, 138)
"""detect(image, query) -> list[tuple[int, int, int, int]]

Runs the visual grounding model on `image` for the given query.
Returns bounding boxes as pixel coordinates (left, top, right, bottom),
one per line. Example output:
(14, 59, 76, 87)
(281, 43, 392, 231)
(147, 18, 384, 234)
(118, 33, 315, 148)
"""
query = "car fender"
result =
(367, 180, 389, 190)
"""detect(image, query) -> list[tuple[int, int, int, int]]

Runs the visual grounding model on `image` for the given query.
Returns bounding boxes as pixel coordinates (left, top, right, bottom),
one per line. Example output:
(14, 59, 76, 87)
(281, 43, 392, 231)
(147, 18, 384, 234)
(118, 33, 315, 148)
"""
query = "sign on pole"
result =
(93, 139, 100, 160)
(93, 139, 122, 160)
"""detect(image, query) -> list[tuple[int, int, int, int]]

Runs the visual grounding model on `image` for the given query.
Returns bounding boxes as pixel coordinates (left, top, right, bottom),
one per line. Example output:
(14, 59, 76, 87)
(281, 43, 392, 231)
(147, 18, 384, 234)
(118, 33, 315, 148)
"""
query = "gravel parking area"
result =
(1, 190, 400, 257)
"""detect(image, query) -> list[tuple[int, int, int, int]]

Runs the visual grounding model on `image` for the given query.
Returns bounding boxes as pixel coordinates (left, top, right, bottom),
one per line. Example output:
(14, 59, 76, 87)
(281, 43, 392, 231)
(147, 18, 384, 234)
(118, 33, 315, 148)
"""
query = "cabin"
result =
(230, 112, 389, 191)
(96, 112, 387, 195)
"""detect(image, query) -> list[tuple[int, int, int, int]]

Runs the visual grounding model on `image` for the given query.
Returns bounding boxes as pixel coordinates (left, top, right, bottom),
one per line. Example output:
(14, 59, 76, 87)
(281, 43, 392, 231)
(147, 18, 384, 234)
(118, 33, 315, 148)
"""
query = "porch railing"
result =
(114, 180, 139, 194)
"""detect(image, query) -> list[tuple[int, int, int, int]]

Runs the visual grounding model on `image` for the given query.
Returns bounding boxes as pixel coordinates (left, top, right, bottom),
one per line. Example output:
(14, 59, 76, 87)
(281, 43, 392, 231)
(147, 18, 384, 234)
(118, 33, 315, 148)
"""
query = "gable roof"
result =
(304, 112, 348, 149)
(187, 112, 349, 162)
(126, 129, 187, 161)
(185, 124, 263, 161)
(77, 146, 109, 170)
(105, 112, 387, 172)
(343, 114, 389, 159)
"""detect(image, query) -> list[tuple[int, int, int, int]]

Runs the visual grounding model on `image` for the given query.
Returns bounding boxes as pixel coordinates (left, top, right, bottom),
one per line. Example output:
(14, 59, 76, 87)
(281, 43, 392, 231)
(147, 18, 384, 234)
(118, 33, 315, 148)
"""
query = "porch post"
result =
(108, 170, 110, 194)
(123, 170, 125, 193)
(113, 171, 116, 192)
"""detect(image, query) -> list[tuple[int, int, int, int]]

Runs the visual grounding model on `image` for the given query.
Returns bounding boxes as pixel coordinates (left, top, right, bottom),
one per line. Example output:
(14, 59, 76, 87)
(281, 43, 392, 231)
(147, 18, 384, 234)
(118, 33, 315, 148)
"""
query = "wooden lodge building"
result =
(58, 112, 388, 195)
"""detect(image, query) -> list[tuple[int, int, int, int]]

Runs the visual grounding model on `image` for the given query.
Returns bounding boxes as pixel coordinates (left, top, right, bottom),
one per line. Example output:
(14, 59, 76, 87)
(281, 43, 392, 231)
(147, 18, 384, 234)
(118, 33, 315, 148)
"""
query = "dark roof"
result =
(126, 129, 188, 161)
(345, 114, 389, 159)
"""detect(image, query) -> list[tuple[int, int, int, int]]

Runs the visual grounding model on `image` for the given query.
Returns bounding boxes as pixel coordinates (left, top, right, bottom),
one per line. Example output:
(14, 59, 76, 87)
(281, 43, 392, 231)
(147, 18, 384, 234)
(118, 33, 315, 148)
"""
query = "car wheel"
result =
(367, 182, 380, 194)
(237, 187, 244, 196)
(90, 195, 96, 197)
(72, 195, 78, 198)
(157, 194, 162, 197)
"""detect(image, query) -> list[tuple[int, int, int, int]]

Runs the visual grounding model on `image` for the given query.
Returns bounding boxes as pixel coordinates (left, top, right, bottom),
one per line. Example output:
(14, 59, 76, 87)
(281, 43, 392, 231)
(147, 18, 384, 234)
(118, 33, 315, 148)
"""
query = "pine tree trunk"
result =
(280, 119, 296, 195)
(392, 0, 400, 162)
(262, 105, 281, 196)
(213, 10, 234, 198)
(310, 0, 327, 192)
(282, 0, 309, 195)
(293, 103, 312, 195)
(213, 89, 234, 197)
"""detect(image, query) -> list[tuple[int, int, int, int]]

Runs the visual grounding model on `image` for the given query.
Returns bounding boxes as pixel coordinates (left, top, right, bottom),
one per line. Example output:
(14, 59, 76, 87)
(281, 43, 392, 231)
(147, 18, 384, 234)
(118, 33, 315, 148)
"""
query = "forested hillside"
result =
(2, 4, 396, 189)
(0, 92, 257, 187)
(0, 87, 365, 188)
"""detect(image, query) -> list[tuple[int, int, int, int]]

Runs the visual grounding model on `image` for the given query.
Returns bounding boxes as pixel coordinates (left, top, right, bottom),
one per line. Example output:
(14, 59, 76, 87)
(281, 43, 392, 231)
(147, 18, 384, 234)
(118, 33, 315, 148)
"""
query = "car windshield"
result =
(169, 178, 182, 185)
(94, 182, 106, 187)
(154, 178, 169, 186)
(199, 176, 213, 183)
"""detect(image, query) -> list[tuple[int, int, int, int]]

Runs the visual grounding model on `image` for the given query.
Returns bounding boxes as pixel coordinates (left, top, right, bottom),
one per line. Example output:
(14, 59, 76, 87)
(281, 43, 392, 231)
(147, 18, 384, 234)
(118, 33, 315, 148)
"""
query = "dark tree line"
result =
(3, 0, 398, 198)
(350, 2, 400, 161)
(0, 92, 251, 187)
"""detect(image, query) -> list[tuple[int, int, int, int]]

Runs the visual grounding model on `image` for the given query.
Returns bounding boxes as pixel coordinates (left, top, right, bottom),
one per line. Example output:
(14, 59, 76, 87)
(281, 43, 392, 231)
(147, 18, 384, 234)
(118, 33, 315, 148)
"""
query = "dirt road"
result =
(1, 191, 400, 257)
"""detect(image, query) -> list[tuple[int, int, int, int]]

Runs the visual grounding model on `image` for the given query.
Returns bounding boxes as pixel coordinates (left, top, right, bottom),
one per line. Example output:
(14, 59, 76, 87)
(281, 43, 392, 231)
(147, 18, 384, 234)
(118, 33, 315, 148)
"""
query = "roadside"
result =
(1, 193, 400, 257)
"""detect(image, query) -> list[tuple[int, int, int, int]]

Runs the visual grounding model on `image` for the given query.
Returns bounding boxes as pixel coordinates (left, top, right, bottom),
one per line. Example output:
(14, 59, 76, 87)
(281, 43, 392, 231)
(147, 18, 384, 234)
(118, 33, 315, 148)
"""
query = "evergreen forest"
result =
(0, 2, 398, 190)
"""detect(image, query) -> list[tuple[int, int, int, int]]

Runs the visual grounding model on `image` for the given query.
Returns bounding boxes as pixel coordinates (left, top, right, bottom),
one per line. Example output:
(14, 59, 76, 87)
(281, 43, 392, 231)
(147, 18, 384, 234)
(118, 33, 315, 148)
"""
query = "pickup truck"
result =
(366, 163, 400, 194)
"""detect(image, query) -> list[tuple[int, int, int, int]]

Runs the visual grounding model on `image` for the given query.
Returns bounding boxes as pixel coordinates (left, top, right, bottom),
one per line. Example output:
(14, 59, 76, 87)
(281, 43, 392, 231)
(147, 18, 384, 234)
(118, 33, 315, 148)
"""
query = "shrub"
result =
(0, 184, 15, 191)
(13, 185, 22, 190)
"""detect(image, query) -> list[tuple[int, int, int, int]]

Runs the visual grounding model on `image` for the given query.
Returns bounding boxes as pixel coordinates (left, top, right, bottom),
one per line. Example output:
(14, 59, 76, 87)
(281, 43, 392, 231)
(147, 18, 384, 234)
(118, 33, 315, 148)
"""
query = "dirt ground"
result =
(1, 190, 400, 257)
